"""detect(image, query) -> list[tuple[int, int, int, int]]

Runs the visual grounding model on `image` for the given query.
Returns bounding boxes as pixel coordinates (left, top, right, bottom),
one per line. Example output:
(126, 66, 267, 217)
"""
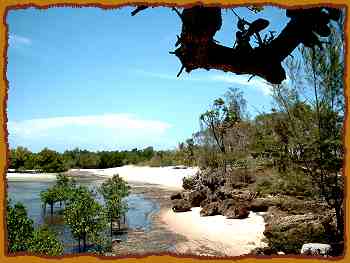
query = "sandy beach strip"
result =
(161, 207, 267, 256)
(6, 165, 198, 187)
(6, 172, 58, 181)
(69, 165, 199, 190)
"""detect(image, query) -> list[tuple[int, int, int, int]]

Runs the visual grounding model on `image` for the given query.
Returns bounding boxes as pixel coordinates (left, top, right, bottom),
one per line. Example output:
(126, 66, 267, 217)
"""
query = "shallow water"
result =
(7, 177, 160, 253)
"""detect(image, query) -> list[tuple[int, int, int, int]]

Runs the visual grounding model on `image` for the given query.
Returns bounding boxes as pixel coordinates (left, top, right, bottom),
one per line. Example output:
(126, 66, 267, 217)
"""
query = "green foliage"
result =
(99, 174, 130, 201)
(64, 186, 106, 252)
(36, 148, 66, 173)
(255, 170, 315, 197)
(99, 175, 129, 238)
(7, 200, 64, 256)
(9, 146, 157, 172)
(264, 223, 328, 254)
(40, 187, 60, 207)
(27, 226, 64, 256)
(7, 201, 34, 253)
(40, 174, 77, 215)
(9, 146, 34, 170)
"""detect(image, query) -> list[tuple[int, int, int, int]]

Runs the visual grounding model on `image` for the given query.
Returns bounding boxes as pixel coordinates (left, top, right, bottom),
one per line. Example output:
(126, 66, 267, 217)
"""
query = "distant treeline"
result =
(8, 146, 188, 173)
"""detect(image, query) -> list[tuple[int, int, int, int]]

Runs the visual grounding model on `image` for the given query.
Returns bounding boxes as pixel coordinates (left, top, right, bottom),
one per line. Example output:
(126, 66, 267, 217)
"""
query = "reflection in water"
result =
(7, 178, 159, 253)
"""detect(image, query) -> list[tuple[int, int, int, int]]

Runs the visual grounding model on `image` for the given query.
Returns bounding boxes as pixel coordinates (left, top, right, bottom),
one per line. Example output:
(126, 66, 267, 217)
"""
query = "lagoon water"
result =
(7, 177, 159, 253)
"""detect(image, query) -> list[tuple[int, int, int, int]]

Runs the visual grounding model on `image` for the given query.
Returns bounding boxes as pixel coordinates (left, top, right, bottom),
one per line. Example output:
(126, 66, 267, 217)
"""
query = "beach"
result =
(6, 165, 266, 256)
(68, 165, 199, 190)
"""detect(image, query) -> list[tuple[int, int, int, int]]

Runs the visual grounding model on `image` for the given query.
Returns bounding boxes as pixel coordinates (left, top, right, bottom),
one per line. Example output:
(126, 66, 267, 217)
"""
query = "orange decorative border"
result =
(0, 0, 348, 262)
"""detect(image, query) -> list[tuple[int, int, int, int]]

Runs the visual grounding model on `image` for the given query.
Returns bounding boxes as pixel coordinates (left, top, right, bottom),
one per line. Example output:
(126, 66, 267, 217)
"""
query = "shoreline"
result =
(6, 172, 58, 181)
(6, 165, 199, 190)
(6, 166, 267, 257)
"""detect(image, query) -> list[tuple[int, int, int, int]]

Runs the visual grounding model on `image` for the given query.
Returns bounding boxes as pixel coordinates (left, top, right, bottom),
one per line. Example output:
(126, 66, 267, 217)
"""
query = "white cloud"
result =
(8, 113, 172, 151)
(210, 74, 273, 96)
(9, 34, 32, 46)
(135, 69, 274, 95)
(134, 69, 210, 82)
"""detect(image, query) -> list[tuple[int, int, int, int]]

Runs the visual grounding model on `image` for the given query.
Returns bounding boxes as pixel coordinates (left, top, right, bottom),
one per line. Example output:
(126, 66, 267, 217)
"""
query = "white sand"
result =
(6, 172, 58, 181)
(69, 165, 199, 190)
(162, 207, 267, 256)
(6, 165, 198, 188)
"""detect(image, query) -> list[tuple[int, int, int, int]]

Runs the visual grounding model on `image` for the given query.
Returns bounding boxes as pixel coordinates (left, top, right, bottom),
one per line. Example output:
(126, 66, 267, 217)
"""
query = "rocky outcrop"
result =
(174, 168, 258, 219)
(200, 201, 221, 216)
(250, 198, 277, 212)
(187, 189, 207, 207)
(170, 192, 182, 200)
(172, 199, 191, 212)
(225, 206, 250, 219)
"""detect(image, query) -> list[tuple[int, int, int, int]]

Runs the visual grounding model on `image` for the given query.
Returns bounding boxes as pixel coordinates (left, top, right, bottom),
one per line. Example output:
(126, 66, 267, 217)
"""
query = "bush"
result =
(27, 226, 63, 256)
(7, 201, 34, 253)
(264, 223, 328, 254)
(255, 170, 315, 197)
(7, 201, 63, 256)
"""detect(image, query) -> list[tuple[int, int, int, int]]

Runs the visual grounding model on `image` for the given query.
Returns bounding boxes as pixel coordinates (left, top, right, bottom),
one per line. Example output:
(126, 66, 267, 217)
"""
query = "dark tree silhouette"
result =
(131, 5, 342, 84)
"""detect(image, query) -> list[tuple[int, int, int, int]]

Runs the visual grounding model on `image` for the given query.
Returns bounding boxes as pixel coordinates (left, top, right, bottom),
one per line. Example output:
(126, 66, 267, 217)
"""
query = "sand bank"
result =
(6, 165, 198, 188)
(69, 165, 199, 190)
(6, 172, 58, 181)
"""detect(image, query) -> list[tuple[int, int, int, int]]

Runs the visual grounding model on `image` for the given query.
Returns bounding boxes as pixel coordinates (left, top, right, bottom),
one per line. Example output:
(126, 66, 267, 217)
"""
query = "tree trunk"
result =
(78, 237, 81, 253)
(334, 201, 344, 242)
(110, 218, 113, 238)
(83, 233, 86, 252)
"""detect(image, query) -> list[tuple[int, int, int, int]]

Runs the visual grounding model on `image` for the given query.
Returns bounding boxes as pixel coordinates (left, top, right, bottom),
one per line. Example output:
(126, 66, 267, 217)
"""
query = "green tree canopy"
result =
(27, 226, 64, 256)
(64, 186, 106, 252)
(7, 201, 34, 253)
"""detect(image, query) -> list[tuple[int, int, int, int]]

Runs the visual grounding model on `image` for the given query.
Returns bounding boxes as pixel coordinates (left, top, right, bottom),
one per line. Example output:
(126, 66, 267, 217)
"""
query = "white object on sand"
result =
(301, 243, 331, 256)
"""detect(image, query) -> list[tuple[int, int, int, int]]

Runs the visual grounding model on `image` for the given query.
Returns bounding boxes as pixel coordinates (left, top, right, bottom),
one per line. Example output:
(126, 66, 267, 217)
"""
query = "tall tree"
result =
(64, 186, 106, 252)
(269, 10, 345, 243)
(99, 174, 130, 238)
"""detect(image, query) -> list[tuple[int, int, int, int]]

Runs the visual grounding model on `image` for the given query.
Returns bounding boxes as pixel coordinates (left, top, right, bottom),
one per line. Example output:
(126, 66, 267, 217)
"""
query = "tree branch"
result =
(171, 6, 340, 84)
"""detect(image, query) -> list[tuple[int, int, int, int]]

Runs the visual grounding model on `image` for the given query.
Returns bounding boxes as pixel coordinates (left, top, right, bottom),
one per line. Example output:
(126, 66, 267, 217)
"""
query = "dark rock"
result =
(200, 201, 221, 216)
(218, 199, 236, 214)
(170, 192, 183, 200)
(225, 206, 250, 219)
(217, 186, 234, 199)
(250, 198, 276, 212)
(172, 199, 191, 212)
(182, 176, 196, 190)
(224, 181, 248, 190)
(200, 193, 219, 207)
(249, 246, 276, 255)
(187, 190, 207, 207)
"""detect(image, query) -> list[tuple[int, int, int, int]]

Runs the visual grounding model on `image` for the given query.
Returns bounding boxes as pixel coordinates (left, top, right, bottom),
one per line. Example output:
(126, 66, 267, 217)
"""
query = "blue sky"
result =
(6, 5, 290, 153)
